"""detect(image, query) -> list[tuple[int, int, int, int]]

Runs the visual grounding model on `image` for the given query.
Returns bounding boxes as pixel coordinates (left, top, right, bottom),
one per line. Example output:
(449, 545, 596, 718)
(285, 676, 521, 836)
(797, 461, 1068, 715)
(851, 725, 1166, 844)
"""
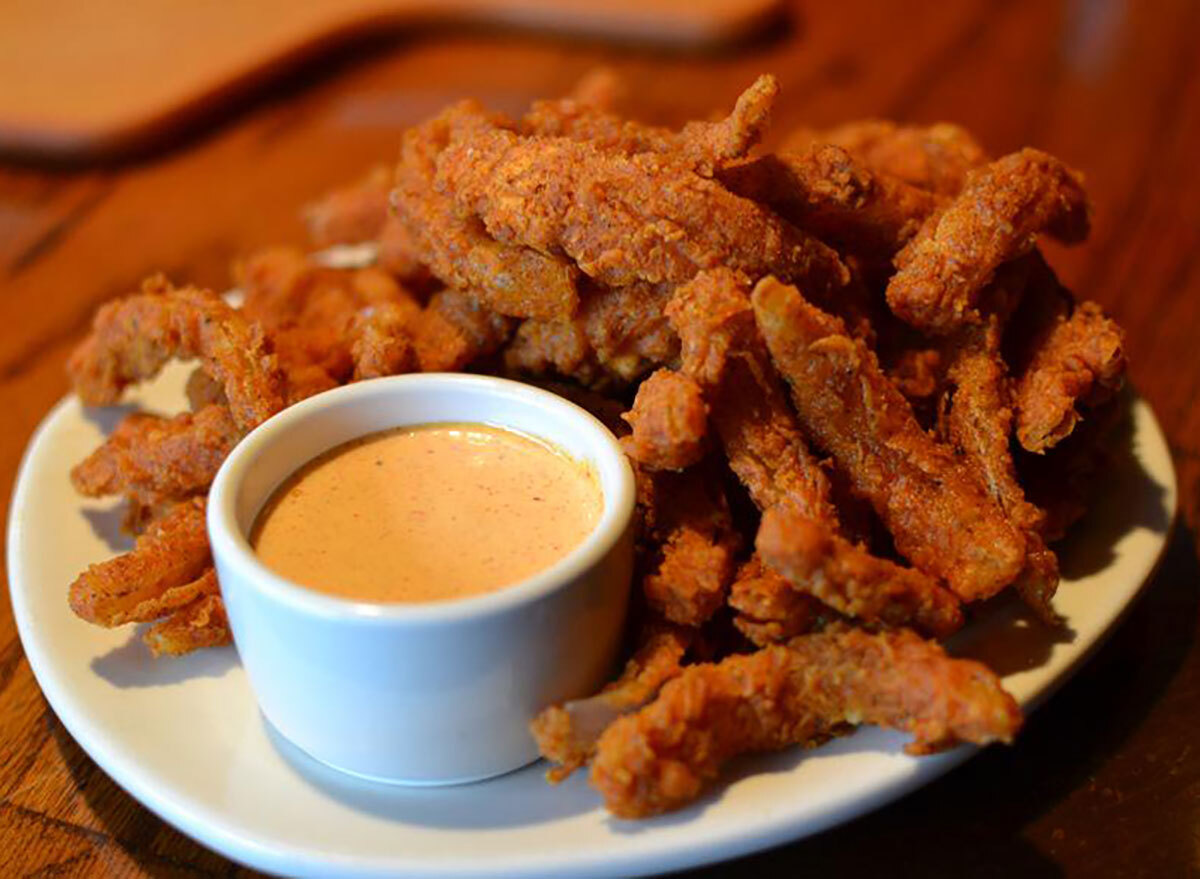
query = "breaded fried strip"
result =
(523, 74, 778, 177)
(579, 281, 679, 381)
(590, 626, 1022, 817)
(67, 276, 285, 431)
(69, 498, 211, 627)
(70, 405, 239, 504)
(758, 506, 963, 637)
(412, 288, 513, 372)
(944, 318, 1062, 623)
(752, 277, 1025, 601)
(351, 300, 420, 380)
(885, 149, 1090, 333)
(303, 164, 390, 248)
(717, 145, 942, 259)
(784, 119, 987, 195)
(503, 318, 601, 385)
(435, 126, 848, 293)
(1014, 301, 1126, 453)
(531, 623, 692, 782)
(144, 589, 231, 657)
(728, 554, 825, 647)
(667, 269, 835, 520)
(621, 369, 708, 471)
(393, 102, 580, 320)
(637, 464, 740, 627)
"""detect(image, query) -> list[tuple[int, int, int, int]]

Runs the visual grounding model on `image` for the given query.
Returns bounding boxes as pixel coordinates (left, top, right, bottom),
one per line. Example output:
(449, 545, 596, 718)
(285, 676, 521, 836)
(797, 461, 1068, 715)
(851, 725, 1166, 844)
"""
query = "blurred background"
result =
(1, 1, 1198, 876)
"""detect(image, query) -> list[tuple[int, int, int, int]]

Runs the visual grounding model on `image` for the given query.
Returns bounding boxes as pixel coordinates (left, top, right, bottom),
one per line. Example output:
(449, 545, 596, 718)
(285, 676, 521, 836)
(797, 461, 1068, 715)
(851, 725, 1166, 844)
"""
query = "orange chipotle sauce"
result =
(250, 423, 603, 603)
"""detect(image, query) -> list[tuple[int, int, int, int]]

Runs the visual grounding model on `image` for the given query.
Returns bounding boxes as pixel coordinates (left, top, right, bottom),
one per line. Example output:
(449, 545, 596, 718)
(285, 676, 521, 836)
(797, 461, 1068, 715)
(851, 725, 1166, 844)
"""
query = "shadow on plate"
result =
(81, 504, 136, 554)
(1056, 397, 1173, 581)
(91, 635, 238, 688)
(265, 720, 599, 828)
(78, 401, 144, 435)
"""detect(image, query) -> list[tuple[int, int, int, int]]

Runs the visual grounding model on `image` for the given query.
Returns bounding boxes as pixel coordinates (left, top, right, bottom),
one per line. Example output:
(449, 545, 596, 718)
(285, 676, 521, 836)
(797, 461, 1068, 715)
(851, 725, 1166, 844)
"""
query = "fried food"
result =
(411, 288, 513, 372)
(531, 623, 692, 781)
(68, 497, 212, 628)
(752, 276, 1026, 601)
(590, 625, 1021, 818)
(637, 463, 740, 627)
(143, 588, 231, 657)
(523, 74, 778, 177)
(393, 102, 581, 320)
(621, 369, 708, 471)
(717, 144, 942, 261)
(350, 301, 420, 380)
(885, 149, 1090, 333)
(667, 268, 836, 520)
(435, 122, 849, 293)
(728, 553, 826, 646)
(70, 405, 239, 506)
(64, 76, 1126, 819)
(1014, 301, 1126, 453)
(67, 275, 285, 432)
(784, 119, 987, 196)
(757, 506, 963, 637)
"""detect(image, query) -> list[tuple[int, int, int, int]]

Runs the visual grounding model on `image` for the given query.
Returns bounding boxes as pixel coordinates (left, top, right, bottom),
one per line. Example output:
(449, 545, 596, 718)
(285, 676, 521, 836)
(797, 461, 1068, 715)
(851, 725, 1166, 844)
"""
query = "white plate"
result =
(7, 362, 1177, 879)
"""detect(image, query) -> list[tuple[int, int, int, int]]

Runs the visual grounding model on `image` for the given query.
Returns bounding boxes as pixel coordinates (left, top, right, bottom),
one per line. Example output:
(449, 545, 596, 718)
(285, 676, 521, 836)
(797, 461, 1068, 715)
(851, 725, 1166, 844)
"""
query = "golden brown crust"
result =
(590, 626, 1021, 818)
(67, 276, 285, 432)
(68, 498, 212, 627)
(621, 369, 708, 471)
(752, 276, 1026, 601)
(1014, 301, 1126, 453)
(757, 506, 963, 637)
(435, 124, 848, 293)
(70, 405, 239, 506)
(530, 623, 692, 782)
(144, 589, 231, 657)
(885, 149, 1090, 333)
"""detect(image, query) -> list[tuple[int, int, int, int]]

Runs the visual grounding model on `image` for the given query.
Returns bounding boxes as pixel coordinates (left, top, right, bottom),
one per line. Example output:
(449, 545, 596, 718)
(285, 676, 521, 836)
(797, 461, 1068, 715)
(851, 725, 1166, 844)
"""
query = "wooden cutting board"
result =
(0, 0, 782, 161)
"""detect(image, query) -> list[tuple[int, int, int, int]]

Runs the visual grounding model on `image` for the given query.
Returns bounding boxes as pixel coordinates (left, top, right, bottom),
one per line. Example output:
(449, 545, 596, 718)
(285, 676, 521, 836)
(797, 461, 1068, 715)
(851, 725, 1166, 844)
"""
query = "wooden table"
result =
(2, 1, 1198, 875)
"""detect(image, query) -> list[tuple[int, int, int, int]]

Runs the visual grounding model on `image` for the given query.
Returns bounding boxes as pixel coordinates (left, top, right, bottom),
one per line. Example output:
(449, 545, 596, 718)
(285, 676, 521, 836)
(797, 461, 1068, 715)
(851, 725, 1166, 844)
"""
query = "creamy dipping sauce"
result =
(250, 423, 603, 603)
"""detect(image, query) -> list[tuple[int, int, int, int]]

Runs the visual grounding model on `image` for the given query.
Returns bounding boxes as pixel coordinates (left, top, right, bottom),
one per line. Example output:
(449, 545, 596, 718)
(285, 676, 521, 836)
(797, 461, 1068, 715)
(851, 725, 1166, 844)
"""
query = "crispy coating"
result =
(350, 300, 421, 380)
(503, 318, 601, 385)
(143, 587, 231, 657)
(435, 125, 848, 293)
(531, 623, 692, 781)
(185, 367, 226, 411)
(621, 369, 708, 471)
(728, 554, 826, 646)
(757, 506, 963, 637)
(411, 288, 513, 372)
(579, 281, 679, 381)
(591, 626, 1022, 817)
(943, 313, 1062, 624)
(67, 275, 284, 432)
(637, 464, 740, 627)
(376, 214, 431, 283)
(785, 119, 988, 196)
(1014, 301, 1126, 453)
(718, 145, 942, 260)
(667, 269, 835, 520)
(303, 165, 390, 248)
(752, 277, 1025, 601)
(70, 405, 238, 505)
(523, 74, 778, 177)
(393, 102, 581, 320)
(68, 498, 211, 627)
(885, 149, 1090, 333)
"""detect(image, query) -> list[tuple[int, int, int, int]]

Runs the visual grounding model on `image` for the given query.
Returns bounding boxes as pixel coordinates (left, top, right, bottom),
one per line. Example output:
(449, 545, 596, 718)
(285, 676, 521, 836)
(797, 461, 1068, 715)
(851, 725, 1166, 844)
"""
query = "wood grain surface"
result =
(2, 1, 1199, 876)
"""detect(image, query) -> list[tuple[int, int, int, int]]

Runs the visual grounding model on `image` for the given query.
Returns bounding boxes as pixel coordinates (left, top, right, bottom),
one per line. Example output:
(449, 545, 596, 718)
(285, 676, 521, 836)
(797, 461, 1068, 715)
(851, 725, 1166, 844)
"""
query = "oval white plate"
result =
(7, 362, 1177, 879)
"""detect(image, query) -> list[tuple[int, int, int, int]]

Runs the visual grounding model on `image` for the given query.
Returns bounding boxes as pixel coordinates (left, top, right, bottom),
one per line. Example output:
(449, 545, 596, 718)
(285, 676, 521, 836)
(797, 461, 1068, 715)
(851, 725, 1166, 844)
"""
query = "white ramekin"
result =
(207, 374, 635, 785)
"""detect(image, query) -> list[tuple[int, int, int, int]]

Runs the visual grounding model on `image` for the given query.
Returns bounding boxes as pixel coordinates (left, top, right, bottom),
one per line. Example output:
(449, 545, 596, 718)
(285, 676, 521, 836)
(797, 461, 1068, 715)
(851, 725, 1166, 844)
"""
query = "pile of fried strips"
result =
(65, 71, 1127, 818)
